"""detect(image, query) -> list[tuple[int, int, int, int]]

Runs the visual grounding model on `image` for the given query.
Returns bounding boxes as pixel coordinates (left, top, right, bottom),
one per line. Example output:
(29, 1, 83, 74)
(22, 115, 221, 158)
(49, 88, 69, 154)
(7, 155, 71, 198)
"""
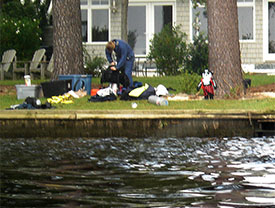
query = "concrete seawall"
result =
(0, 110, 274, 138)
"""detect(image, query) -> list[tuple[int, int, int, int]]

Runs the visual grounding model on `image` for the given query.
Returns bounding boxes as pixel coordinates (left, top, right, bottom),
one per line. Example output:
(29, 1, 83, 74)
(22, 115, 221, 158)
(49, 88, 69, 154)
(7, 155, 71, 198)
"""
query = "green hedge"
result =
(0, 16, 41, 60)
(0, 0, 45, 60)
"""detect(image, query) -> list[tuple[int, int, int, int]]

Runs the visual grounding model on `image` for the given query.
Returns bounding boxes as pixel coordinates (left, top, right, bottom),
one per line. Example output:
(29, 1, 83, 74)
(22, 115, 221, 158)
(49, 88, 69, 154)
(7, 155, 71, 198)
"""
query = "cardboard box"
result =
(15, 85, 41, 100)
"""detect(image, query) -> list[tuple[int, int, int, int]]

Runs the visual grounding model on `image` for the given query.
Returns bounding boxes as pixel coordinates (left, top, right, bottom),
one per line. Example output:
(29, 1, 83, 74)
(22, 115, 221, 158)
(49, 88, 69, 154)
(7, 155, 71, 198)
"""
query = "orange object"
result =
(91, 89, 99, 96)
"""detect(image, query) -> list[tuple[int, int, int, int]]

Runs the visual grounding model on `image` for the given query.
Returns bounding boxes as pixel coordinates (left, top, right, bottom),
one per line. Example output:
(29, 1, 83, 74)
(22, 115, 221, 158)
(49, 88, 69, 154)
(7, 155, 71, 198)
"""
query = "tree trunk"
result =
(121, 0, 128, 42)
(207, 0, 244, 97)
(52, 0, 84, 79)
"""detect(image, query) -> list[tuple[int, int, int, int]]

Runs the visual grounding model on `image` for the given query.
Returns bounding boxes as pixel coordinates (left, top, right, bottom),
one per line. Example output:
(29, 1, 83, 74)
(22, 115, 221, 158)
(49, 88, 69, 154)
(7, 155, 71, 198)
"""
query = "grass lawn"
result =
(0, 74, 274, 111)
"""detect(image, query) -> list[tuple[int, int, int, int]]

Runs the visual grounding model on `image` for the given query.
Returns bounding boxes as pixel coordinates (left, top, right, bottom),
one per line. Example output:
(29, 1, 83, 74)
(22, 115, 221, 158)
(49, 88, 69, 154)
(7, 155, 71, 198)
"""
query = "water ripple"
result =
(1, 136, 275, 207)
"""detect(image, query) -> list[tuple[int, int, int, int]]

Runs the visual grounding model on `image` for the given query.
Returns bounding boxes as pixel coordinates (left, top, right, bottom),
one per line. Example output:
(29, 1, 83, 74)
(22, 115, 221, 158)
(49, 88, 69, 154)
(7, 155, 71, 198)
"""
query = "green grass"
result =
(0, 79, 48, 86)
(244, 74, 275, 87)
(0, 74, 274, 111)
(47, 97, 275, 111)
(1, 93, 274, 111)
(1, 73, 273, 88)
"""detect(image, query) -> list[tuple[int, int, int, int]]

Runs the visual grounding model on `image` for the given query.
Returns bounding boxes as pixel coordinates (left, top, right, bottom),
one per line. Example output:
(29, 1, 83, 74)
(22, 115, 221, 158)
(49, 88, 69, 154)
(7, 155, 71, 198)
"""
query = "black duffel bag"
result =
(101, 66, 129, 87)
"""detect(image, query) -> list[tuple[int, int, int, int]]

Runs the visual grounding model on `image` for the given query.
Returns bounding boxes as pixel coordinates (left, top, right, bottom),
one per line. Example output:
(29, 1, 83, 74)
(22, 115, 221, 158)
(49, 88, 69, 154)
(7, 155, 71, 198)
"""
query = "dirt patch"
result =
(0, 85, 16, 96)
(246, 83, 275, 93)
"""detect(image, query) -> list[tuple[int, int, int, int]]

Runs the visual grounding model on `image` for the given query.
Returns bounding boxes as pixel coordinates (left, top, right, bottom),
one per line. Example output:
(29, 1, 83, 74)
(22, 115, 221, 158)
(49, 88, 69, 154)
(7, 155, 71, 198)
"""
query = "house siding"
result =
(176, 0, 190, 41)
(240, 0, 263, 65)
(110, 6, 122, 40)
(83, 0, 274, 70)
(84, 4, 122, 58)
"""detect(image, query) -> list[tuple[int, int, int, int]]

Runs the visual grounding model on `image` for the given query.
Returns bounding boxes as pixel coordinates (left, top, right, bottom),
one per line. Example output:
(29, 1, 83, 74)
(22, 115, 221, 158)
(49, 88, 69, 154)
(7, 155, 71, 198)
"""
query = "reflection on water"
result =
(1, 137, 275, 207)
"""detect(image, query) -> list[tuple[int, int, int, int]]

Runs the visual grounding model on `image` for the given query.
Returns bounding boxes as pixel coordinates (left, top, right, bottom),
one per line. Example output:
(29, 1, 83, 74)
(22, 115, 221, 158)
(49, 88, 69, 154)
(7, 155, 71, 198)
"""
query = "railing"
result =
(132, 57, 161, 77)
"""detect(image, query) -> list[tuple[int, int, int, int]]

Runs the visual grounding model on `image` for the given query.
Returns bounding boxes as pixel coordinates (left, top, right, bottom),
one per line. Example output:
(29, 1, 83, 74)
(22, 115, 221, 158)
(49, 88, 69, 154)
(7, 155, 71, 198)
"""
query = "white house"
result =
(80, 0, 275, 74)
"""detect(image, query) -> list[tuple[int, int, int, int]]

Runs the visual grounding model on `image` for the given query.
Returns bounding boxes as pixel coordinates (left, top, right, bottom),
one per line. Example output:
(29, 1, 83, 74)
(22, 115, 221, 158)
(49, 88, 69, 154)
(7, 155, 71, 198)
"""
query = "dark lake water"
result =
(1, 137, 275, 207)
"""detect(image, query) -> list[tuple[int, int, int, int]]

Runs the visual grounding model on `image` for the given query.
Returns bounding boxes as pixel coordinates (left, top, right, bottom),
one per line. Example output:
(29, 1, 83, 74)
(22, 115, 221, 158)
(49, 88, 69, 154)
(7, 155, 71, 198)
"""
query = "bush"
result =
(148, 25, 188, 76)
(148, 24, 208, 76)
(83, 49, 107, 77)
(0, 1, 43, 60)
(178, 71, 201, 94)
(184, 33, 208, 75)
(0, 16, 42, 60)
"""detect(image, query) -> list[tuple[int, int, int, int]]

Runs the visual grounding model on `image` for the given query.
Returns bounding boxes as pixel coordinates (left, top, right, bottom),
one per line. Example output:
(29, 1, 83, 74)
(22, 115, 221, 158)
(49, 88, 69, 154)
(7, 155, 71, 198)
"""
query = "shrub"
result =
(178, 71, 201, 94)
(0, 1, 43, 60)
(148, 25, 188, 76)
(131, 74, 200, 94)
(183, 33, 208, 75)
(83, 49, 107, 77)
(0, 16, 42, 60)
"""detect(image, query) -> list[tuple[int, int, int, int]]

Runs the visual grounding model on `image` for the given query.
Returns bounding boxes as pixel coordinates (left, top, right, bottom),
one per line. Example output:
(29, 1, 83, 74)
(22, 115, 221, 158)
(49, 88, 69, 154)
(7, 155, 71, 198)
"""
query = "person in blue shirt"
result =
(105, 39, 135, 87)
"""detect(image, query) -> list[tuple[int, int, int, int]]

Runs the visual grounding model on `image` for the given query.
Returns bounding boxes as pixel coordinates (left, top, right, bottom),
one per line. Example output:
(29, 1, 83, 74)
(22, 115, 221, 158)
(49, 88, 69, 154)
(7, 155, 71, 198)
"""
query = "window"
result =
(128, 6, 146, 55)
(81, 0, 109, 43)
(191, 0, 254, 41)
(154, 5, 173, 34)
(268, 2, 275, 54)
(92, 0, 108, 5)
(128, 2, 174, 56)
(263, 0, 275, 61)
(81, 0, 87, 5)
(192, 5, 207, 38)
(81, 10, 88, 42)
(237, 0, 254, 40)
(92, 10, 109, 42)
(81, 0, 109, 6)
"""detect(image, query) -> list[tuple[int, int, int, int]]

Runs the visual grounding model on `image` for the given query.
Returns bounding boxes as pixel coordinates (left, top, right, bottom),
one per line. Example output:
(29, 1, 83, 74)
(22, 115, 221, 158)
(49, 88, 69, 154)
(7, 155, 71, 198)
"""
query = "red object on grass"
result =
(91, 89, 99, 96)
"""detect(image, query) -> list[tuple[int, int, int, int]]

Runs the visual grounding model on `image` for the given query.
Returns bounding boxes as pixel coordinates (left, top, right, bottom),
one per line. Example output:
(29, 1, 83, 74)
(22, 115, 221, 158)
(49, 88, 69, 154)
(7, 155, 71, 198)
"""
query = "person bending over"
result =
(105, 39, 135, 87)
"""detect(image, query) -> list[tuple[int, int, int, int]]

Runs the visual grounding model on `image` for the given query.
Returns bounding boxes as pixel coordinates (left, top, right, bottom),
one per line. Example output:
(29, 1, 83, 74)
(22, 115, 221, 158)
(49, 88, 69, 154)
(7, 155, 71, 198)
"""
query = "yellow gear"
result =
(47, 94, 73, 104)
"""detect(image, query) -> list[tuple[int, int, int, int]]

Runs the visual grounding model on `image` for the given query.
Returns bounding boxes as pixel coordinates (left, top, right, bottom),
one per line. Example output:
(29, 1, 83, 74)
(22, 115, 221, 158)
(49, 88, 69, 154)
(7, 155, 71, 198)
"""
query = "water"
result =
(1, 137, 275, 207)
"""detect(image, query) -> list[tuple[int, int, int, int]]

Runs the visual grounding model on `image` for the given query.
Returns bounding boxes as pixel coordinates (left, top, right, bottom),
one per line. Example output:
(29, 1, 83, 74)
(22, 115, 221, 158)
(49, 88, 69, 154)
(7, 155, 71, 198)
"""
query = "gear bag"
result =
(101, 66, 130, 87)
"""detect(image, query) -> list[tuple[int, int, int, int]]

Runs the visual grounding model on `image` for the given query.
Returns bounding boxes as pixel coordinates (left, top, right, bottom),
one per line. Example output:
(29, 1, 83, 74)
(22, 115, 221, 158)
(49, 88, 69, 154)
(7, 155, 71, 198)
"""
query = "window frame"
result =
(81, 0, 111, 45)
(237, 0, 255, 43)
(189, 0, 255, 43)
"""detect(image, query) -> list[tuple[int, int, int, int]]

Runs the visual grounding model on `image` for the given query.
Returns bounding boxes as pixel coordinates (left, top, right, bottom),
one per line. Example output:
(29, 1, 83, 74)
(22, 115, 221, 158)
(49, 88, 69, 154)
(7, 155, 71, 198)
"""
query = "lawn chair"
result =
(47, 54, 54, 73)
(45, 54, 54, 78)
(0, 49, 16, 80)
(13, 49, 46, 80)
(29, 48, 47, 79)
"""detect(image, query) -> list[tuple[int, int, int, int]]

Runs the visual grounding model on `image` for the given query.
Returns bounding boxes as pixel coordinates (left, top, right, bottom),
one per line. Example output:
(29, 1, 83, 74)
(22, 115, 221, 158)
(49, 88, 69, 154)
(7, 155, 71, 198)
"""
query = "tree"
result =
(52, 0, 84, 79)
(121, 0, 129, 42)
(0, 0, 43, 60)
(207, 0, 244, 97)
(184, 33, 208, 75)
(191, 0, 244, 97)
